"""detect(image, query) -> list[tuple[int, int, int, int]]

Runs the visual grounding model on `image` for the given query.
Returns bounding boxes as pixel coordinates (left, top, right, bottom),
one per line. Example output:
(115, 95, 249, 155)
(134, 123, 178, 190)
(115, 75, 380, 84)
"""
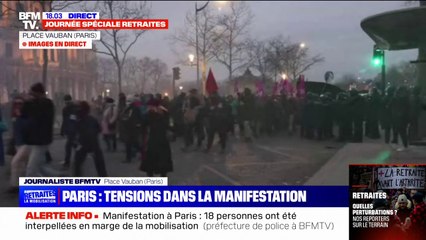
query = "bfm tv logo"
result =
(23, 190, 57, 204)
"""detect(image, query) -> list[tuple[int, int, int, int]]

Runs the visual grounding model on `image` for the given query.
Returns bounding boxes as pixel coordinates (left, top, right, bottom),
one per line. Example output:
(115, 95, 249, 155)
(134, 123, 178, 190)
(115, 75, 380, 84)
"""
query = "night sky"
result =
(122, 1, 418, 83)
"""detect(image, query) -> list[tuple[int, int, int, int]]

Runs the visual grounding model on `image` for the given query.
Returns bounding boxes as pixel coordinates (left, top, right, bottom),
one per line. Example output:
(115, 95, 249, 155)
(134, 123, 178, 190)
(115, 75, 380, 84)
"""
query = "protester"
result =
(205, 93, 230, 154)
(73, 101, 108, 177)
(139, 99, 173, 177)
(102, 97, 118, 152)
(119, 95, 143, 163)
(395, 194, 412, 224)
(6, 95, 29, 193)
(60, 94, 78, 169)
(182, 89, 203, 151)
(404, 192, 426, 240)
(21, 83, 57, 177)
(392, 86, 410, 151)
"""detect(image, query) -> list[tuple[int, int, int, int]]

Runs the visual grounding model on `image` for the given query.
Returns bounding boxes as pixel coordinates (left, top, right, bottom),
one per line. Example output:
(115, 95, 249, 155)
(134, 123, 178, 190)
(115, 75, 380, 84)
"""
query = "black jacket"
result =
(76, 115, 101, 151)
(61, 103, 78, 136)
(21, 97, 55, 145)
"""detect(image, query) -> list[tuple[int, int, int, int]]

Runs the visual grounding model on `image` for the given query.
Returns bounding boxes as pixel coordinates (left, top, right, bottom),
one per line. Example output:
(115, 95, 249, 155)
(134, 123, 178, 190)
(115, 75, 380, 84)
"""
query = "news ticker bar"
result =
(19, 185, 349, 208)
(19, 177, 167, 186)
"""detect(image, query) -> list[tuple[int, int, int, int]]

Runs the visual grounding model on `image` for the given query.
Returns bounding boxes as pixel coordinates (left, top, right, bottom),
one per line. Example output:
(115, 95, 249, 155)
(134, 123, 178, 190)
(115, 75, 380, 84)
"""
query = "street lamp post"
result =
(195, 1, 210, 94)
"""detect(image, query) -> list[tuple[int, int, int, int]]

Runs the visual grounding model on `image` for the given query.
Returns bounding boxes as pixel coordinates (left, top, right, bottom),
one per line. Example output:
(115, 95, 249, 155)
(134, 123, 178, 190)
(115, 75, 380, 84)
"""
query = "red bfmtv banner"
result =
(42, 19, 168, 30)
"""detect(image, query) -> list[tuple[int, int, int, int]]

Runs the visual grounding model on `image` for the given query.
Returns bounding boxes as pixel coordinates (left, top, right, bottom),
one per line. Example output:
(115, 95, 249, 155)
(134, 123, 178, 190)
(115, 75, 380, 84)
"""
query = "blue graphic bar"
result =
(19, 186, 348, 207)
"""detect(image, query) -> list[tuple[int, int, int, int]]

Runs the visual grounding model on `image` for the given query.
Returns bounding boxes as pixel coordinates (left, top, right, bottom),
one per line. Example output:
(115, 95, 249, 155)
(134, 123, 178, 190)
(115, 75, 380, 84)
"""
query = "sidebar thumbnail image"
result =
(349, 164, 425, 240)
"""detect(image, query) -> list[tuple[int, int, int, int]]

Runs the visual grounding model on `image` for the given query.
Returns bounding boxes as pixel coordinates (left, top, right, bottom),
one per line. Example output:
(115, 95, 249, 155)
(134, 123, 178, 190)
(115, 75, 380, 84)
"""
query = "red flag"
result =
(205, 68, 218, 95)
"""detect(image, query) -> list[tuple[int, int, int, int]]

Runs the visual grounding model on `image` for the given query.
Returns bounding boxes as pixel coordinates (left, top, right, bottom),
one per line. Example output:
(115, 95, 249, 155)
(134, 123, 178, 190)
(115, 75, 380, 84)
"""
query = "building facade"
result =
(0, 1, 98, 103)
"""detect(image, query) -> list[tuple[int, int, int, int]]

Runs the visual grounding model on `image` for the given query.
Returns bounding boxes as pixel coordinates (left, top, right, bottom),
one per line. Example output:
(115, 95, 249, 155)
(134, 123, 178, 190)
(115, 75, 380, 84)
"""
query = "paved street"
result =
(1, 131, 425, 207)
(0, 133, 343, 206)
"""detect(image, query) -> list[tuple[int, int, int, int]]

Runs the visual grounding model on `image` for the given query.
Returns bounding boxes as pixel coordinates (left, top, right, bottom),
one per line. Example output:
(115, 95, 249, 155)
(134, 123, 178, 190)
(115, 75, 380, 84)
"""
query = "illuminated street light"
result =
(106, 89, 110, 93)
(300, 42, 306, 48)
(164, 92, 169, 97)
(188, 54, 195, 64)
(216, 1, 226, 10)
(281, 73, 287, 80)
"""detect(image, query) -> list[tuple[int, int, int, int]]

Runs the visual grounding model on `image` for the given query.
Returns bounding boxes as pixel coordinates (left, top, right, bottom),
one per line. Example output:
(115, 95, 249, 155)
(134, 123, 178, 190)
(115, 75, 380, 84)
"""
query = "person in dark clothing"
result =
(301, 93, 316, 139)
(73, 101, 107, 177)
(408, 86, 422, 144)
(120, 97, 143, 163)
(272, 96, 285, 134)
(225, 95, 235, 135)
(182, 89, 203, 151)
(60, 94, 78, 168)
(404, 192, 426, 240)
(140, 99, 173, 177)
(21, 83, 56, 177)
(321, 93, 334, 139)
(285, 95, 298, 135)
(348, 89, 364, 143)
(170, 93, 186, 137)
(381, 86, 396, 144)
(336, 92, 347, 141)
(314, 96, 326, 140)
(117, 93, 127, 148)
(392, 86, 410, 150)
(365, 88, 381, 139)
(205, 93, 230, 154)
(263, 96, 275, 136)
(239, 88, 256, 141)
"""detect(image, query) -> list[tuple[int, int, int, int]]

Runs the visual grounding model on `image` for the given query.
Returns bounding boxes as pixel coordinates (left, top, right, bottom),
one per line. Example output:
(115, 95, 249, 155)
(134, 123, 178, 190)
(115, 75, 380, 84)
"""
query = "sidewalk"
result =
(304, 141, 426, 186)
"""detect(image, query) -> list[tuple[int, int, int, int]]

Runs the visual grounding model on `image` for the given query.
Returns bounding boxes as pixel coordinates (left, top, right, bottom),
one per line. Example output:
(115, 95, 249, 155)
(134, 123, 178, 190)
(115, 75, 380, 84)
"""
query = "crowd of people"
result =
(364, 189, 425, 240)
(170, 85, 423, 152)
(2, 81, 425, 194)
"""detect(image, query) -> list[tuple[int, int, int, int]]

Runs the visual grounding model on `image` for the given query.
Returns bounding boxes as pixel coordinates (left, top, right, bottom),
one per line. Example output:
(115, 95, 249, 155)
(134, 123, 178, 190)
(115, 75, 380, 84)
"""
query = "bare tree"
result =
(265, 35, 324, 81)
(169, 6, 219, 84)
(97, 57, 117, 95)
(264, 36, 290, 81)
(285, 44, 324, 80)
(122, 56, 141, 93)
(149, 58, 168, 93)
(138, 57, 153, 93)
(83, 1, 151, 94)
(212, 1, 253, 83)
(245, 39, 272, 82)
